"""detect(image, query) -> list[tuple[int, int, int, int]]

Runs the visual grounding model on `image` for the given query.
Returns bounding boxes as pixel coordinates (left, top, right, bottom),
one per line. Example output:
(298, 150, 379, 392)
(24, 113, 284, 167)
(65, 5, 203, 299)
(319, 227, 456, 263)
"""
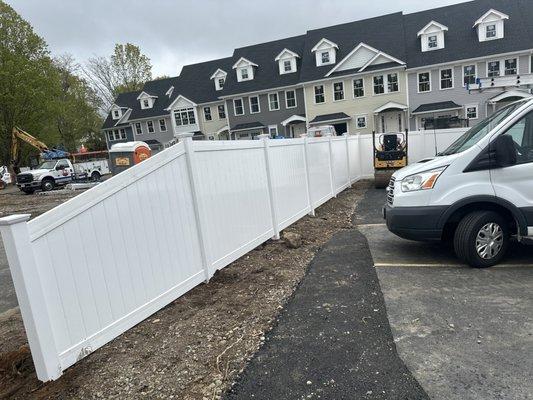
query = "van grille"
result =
(16, 173, 33, 184)
(387, 177, 396, 206)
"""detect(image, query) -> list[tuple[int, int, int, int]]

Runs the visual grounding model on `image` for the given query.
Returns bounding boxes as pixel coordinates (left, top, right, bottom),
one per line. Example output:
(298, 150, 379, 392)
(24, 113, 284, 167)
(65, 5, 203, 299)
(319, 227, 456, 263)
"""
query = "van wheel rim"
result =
(476, 223, 503, 259)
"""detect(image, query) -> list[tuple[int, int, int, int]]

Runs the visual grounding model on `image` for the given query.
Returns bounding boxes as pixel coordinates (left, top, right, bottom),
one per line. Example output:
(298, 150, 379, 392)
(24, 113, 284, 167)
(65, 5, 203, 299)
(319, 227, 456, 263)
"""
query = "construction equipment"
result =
(372, 130, 408, 189)
(10, 127, 69, 173)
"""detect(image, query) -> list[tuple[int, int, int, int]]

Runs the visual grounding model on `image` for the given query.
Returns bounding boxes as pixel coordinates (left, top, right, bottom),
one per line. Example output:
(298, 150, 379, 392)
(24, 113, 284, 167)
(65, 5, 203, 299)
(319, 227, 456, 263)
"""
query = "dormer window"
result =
(137, 91, 157, 109)
(474, 9, 509, 42)
(143, 99, 149, 108)
(210, 68, 228, 91)
(417, 21, 448, 52)
(112, 109, 121, 119)
(232, 57, 258, 82)
(311, 38, 338, 67)
(274, 48, 300, 75)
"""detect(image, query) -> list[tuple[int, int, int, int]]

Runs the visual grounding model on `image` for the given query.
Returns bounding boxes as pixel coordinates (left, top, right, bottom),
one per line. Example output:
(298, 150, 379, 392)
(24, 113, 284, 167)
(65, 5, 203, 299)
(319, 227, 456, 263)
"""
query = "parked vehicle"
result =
(0, 166, 12, 189)
(15, 157, 110, 194)
(307, 125, 336, 137)
(384, 99, 533, 267)
(373, 130, 408, 189)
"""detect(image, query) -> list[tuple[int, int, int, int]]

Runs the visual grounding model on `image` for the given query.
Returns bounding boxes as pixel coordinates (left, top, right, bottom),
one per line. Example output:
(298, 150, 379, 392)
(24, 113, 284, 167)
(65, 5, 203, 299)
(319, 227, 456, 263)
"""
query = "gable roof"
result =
(300, 12, 406, 83)
(310, 38, 339, 52)
(417, 20, 449, 36)
(404, 0, 533, 69)
(473, 8, 509, 27)
(274, 48, 300, 61)
(221, 34, 306, 97)
(102, 91, 141, 129)
(128, 76, 180, 120)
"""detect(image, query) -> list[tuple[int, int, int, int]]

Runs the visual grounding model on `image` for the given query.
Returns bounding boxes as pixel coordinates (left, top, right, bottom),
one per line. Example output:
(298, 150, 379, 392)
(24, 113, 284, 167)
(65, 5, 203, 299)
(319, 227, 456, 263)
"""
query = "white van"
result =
(384, 99, 533, 267)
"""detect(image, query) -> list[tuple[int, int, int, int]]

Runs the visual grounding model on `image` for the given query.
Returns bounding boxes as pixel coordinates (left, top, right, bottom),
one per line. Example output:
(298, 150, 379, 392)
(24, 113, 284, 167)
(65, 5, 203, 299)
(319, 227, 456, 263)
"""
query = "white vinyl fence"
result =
(0, 128, 466, 381)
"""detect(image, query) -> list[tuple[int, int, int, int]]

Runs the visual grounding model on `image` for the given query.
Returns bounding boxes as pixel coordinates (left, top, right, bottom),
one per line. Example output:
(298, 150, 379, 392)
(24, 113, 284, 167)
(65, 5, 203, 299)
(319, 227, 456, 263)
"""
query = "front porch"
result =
(411, 101, 469, 130)
(308, 112, 351, 135)
(373, 101, 408, 133)
(281, 114, 307, 138)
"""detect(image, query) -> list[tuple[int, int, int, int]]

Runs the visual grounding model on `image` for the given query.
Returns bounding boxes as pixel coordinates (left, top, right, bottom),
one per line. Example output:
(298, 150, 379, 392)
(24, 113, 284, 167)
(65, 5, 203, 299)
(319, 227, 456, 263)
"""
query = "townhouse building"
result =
(404, 0, 533, 130)
(101, 0, 533, 142)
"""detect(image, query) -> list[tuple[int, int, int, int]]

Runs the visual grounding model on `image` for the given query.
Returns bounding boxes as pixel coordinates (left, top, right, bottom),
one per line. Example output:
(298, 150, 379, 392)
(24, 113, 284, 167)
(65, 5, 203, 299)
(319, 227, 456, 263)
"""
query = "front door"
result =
(380, 112, 403, 133)
(490, 110, 533, 232)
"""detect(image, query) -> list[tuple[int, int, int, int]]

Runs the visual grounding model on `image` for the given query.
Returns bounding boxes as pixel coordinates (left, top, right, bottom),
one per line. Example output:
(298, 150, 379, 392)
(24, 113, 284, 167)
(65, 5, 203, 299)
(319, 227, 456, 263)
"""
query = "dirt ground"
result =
(0, 182, 368, 399)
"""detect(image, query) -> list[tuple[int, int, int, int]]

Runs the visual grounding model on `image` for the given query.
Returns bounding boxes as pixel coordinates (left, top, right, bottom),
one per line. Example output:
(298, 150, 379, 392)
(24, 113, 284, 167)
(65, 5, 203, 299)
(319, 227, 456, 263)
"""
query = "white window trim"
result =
(372, 73, 399, 96)
(146, 120, 155, 134)
(268, 124, 278, 137)
(239, 67, 252, 81)
(249, 95, 261, 114)
(355, 114, 368, 129)
(218, 104, 226, 120)
(112, 109, 121, 119)
(313, 85, 326, 104)
(439, 67, 455, 90)
(268, 92, 280, 111)
(159, 119, 167, 132)
(203, 106, 212, 122)
(173, 107, 197, 127)
(134, 122, 143, 135)
(233, 98, 244, 116)
(462, 64, 477, 87)
(417, 71, 432, 93)
(464, 104, 479, 120)
(332, 81, 345, 102)
(285, 90, 297, 109)
(486, 57, 519, 77)
(352, 77, 365, 99)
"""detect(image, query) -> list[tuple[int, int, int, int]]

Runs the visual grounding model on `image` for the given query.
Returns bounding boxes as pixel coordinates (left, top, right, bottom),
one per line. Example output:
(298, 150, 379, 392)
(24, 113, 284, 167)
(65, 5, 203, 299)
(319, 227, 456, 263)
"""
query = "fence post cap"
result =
(0, 214, 31, 226)
(175, 132, 194, 139)
(257, 134, 270, 139)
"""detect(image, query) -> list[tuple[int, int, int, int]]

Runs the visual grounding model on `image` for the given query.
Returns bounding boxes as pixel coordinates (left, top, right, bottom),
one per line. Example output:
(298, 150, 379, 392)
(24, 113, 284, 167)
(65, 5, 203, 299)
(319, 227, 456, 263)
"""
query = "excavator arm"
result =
(11, 127, 50, 173)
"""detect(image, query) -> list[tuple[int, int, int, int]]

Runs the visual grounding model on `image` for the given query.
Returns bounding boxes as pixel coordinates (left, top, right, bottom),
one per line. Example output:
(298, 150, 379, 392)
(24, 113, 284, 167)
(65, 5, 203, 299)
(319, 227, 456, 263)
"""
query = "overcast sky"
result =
(8, 0, 469, 77)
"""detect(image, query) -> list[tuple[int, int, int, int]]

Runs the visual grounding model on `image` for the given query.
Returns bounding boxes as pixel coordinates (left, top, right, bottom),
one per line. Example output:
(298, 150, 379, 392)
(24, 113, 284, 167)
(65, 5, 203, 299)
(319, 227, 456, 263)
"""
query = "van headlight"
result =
(401, 167, 447, 192)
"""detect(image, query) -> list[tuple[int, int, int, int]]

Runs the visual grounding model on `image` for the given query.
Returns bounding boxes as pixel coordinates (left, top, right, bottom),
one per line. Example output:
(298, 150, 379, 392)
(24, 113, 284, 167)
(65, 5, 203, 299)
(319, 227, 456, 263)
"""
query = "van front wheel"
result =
(453, 211, 509, 268)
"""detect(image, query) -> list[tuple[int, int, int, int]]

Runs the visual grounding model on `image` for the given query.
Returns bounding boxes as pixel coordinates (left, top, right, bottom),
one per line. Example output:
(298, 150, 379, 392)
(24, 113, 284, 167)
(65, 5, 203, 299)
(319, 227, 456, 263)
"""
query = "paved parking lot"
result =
(356, 188, 533, 400)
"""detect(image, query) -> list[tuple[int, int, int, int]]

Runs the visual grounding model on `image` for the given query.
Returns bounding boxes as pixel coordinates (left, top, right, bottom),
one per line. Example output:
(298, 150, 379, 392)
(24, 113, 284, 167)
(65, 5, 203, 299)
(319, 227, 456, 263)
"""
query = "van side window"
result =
(505, 111, 533, 164)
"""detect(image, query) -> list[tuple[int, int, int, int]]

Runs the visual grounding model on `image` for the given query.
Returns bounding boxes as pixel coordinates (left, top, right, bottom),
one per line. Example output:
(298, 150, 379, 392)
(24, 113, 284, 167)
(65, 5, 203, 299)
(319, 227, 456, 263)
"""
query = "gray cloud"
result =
(7, 0, 468, 77)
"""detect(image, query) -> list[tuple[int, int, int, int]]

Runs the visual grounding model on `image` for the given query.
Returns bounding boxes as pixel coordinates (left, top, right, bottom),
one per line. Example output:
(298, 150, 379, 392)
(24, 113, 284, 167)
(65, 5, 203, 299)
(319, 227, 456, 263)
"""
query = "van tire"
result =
(41, 178, 55, 192)
(453, 210, 509, 268)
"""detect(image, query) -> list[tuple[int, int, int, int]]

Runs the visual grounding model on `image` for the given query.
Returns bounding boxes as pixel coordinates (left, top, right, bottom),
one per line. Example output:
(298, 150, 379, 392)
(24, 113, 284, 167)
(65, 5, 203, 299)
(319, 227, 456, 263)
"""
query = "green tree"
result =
(0, 0, 61, 166)
(85, 43, 152, 112)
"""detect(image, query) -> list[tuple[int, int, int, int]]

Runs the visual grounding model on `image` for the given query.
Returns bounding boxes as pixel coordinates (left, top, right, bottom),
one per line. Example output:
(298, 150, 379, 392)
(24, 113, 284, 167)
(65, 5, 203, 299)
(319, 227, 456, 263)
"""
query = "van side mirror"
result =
(493, 134, 517, 167)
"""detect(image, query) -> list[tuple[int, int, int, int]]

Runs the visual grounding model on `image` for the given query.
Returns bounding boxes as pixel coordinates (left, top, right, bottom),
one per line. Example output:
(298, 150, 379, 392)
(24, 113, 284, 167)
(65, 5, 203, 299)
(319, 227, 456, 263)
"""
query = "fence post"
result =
(326, 133, 336, 197)
(177, 132, 212, 282)
(344, 134, 351, 187)
(0, 214, 62, 381)
(258, 134, 280, 239)
(357, 134, 364, 180)
(300, 134, 315, 216)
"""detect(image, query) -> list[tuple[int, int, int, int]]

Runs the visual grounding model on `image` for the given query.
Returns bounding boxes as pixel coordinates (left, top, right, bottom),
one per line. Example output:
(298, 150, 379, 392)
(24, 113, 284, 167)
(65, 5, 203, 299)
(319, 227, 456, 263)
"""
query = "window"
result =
(283, 60, 292, 72)
(465, 105, 478, 119)
(440, 68, 453, 89)
(233, 99, 244, 116)
(387, 73, 398, 92)
(240, 68, 249, 80)
(373, 76, 384, 94)
(147, 121, 155, 133)
(249, 96, 260, 113)
(285, 90, 296, 108)
(218, 104, 226, 119)
(143, 99, 150, 108)
(463, 65, 476, 86)
(113, 110, 120, 119)
(314, 85, 325, 104)
(428, 35, 438, 48)
(203, 106, 212, 121)
(218, 78, 225, 89)
(333, 81, 344, 101)
(487, 61, 500, 77)
(486, 24, 496, 38)
(321, 51, 330, 64)
(418, 72, 431, 92)
(117, 129, 126, 140)
(356, 115, 367, 129)
(135, 122, 143, 135)
(268, 125, 278, 138)
(107, 131, 114, 141)
(353, 78, 364, 98)
(159, 119, 167, 132)
(505, 58, 517, 75)
(504, 111, 533, 164)
(268, 93, 279, 111)
(174, 107, 196, 126)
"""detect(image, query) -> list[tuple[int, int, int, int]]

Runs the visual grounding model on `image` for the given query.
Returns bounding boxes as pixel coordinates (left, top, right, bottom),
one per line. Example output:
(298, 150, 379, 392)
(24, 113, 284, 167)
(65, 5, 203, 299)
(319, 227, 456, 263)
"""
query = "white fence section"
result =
(0, 128, 467, 381)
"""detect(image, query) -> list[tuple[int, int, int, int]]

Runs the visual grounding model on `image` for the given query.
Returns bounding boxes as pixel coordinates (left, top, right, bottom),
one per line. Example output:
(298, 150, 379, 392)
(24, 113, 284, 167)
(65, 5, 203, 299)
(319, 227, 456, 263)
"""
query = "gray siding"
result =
(408, 54, 532, 130)
(104, 126, 134, 149)
(226, 88, 306, 138)
(130, 116, 175, 144)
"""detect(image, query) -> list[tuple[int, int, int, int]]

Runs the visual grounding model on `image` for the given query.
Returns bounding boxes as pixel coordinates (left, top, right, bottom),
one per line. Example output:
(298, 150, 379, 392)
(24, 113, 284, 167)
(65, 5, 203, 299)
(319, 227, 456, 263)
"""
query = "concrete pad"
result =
(358, 223, 533, 268)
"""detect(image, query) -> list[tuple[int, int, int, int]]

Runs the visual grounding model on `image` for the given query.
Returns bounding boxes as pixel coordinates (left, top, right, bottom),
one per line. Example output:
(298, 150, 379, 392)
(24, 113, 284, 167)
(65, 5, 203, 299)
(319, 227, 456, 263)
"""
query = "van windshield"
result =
(439, 101, 526, 156)
(37, 161, 57, 170)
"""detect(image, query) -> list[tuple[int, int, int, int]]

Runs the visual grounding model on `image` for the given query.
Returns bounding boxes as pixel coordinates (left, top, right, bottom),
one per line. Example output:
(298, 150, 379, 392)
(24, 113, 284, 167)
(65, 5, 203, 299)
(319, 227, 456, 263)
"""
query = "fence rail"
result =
(0, 128, 467, 381)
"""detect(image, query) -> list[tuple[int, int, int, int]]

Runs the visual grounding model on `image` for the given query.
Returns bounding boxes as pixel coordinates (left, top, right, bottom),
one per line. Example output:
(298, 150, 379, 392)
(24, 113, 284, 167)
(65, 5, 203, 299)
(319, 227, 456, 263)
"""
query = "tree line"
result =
(0, 1, 154, 167)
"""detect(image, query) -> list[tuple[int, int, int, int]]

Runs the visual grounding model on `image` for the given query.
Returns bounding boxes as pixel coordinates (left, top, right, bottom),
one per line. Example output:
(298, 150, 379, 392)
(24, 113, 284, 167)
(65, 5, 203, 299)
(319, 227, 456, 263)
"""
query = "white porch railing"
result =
(0, 128, 467, 381)
(467, 73, 533, 90)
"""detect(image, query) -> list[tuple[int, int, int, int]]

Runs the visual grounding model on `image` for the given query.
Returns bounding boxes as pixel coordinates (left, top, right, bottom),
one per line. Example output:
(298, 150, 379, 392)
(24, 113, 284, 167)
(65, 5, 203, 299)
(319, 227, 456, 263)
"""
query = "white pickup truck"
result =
(16, 158, 110, 194)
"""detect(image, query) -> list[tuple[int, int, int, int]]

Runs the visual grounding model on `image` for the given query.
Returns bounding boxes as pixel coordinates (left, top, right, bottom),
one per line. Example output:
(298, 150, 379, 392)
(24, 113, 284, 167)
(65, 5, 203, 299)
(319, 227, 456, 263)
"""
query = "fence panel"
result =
(331, 137, 349, 194)
(307, 138, 334, 208)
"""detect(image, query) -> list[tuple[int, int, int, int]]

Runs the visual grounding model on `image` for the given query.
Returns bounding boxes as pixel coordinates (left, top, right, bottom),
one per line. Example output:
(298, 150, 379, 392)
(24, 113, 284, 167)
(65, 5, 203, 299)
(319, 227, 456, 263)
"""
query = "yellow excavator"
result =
(10, 127, 50, 174)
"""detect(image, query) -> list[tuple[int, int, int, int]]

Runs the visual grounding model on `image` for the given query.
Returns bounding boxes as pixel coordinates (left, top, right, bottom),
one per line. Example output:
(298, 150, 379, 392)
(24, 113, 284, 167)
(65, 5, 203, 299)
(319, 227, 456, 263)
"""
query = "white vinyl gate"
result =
(0, 128, 467, 381)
